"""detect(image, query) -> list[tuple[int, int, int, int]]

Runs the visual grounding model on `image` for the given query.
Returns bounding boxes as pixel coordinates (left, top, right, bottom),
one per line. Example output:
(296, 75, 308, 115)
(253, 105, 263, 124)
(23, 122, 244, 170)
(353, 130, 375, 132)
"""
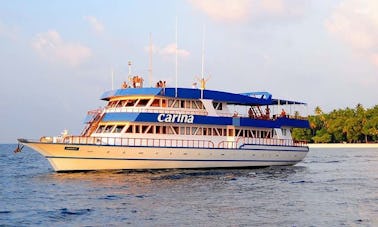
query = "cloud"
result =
(188, 0, 306, 22)
(326, 0, 378, 66)
(144, 43, 190, 57)
(84, 16, 104, 33)
(160, 43, 190, 57)
(189, 0, 251, 22)
(32, 30, 92, 67)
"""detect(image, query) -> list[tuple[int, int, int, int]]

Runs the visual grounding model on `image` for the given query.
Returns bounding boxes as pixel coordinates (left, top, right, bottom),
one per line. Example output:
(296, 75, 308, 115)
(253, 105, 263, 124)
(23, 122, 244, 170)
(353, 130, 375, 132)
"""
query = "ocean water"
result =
(1, 144, 378, 226)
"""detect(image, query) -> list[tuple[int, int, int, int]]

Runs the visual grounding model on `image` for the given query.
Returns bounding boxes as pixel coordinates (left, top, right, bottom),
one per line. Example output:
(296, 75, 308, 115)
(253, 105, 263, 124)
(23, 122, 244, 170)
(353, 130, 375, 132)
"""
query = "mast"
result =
(175, 17, 178, 97)
(148, 32, 153, 87)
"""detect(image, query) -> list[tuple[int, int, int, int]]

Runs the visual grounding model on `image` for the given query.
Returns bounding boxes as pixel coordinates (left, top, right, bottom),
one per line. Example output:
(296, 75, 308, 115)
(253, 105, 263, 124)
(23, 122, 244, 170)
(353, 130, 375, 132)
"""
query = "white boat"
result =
(17, 76, 310, 172)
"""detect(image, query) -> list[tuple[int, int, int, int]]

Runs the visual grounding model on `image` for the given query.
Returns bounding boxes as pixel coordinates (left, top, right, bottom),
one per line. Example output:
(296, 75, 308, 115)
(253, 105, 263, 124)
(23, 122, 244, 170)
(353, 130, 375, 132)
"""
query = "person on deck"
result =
(248, 108, 253, 118)
(280, 109, 286, 117)
(265, 106, 270, 119)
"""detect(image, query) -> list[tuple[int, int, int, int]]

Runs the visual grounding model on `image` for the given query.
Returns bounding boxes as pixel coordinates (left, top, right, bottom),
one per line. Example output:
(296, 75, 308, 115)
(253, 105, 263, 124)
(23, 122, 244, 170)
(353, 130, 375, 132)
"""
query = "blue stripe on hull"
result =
(46, 156, 300, 163)
(102, 112, 310, 128)
(42, 142, 309, 153)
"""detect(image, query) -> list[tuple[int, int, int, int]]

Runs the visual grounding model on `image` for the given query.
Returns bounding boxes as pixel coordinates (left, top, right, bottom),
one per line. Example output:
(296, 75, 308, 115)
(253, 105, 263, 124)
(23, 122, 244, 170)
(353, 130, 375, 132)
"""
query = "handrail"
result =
(218, 137, 307, 149)
(61, 136, 214, 149)
(105, 106, 208, 116)
(39, 135, 306, 149)
(219, 112, 308, 121)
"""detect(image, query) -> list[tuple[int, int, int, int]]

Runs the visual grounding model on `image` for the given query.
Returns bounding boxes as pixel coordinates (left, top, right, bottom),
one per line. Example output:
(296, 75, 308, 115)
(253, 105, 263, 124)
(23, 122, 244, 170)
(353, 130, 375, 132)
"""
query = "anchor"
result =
(13, 143, 24, 153)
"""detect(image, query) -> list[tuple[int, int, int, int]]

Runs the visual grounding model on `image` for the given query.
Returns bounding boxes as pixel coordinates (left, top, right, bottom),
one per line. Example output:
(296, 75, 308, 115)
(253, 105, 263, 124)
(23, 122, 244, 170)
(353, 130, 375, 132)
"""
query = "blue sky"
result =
(1, 0, 377, 143)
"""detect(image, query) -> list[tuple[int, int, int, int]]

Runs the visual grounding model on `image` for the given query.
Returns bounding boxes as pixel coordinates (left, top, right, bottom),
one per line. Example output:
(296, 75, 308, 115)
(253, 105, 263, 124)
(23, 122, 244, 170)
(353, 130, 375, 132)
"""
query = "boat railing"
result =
(105, 106, 208, 116)
(218, 112, 308, 120)
(218, 137, 308, 149)
(62, 136, 215, 149)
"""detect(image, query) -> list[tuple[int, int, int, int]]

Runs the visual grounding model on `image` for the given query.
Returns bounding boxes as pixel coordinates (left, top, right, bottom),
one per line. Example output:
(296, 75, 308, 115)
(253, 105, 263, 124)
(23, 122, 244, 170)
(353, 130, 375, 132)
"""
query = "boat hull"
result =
(21, 142, 309, 172)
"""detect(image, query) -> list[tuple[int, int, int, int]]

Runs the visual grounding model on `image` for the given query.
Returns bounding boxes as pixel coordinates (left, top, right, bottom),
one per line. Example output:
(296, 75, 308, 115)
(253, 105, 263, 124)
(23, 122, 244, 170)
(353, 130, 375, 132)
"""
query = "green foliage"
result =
(292, 104, 378, 143)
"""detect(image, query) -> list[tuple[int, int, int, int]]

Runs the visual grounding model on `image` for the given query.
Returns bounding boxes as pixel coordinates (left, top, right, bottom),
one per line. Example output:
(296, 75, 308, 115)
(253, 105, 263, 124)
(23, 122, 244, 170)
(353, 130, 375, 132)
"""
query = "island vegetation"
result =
(292, 104, 378, 143)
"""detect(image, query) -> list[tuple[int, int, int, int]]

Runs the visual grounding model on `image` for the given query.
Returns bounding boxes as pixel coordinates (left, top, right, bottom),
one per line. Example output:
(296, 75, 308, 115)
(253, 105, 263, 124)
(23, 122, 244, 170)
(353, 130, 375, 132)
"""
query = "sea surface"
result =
(1, 144, 377, 226)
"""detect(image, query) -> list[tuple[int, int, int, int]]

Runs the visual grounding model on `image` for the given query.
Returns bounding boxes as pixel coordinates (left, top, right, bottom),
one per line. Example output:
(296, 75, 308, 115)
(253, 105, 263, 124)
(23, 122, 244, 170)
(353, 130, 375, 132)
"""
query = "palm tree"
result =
(314, 106, 323, 115)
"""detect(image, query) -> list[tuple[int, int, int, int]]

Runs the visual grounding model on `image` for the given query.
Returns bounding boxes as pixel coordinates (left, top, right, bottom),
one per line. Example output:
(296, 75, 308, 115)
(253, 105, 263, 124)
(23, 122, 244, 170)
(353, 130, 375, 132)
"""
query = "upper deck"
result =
(86, 86, 310, 129)
(100, 87, 304, 106)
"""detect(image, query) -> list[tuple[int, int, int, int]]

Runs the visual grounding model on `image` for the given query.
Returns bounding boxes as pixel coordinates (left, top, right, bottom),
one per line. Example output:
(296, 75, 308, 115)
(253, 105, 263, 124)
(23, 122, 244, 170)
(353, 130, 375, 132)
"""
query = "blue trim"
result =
(102, 112, 310, 128)
(65, 143, 309, 152)
(27, 141, 308, 152)
(46, 156, 301, 163)
(101, 88, 163, 100)
(232, 117, 240, 126)
(100, 87, 307, 106)
(239, 92, 272, 100)
(100, 87, 276, 105)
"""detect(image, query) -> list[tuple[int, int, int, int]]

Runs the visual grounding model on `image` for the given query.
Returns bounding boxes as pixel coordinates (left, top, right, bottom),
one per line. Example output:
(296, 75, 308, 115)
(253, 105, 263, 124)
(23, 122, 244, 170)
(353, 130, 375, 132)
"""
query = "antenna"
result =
(128, 60, 132, 85)
(148, 32, 153, 87)
(201, 25, 205, 81)
(175, 17, 178, 97)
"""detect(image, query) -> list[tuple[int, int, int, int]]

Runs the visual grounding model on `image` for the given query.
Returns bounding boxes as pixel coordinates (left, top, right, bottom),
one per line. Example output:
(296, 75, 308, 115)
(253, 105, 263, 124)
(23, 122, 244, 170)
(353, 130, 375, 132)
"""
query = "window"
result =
(142, 125, 149, 133)
(136, 99, 149, 107)
(156, 126, 161, 134)
(212, 102, 223, 110)
(125, 125, 133, 133)
(168, 99, 174, 107)
(195, 101, 204, 109)
(96, 125, 105, 133)
(125, 100, 136, 107)
(185, 100, 191, 109)
(115, 101, 123, 108)
(235, 129, 241, 137)
(108, 101, 116, 107)
(191, 101, 198, 109)
(192, 127, 198, 135)
(119, 100, 127, 107)
(162, 99, 167, 107)
(146, 126, 154, 134)
(196, 128, 203, 135)
(104, 125, 114, 133)
(173, 100, 179, 108)
(215, 128, 222, 136)
(135, 125, 140, 133)
(114, 125, 125, 133)
(167, 126, 179, 135)
(168, 99, 180, 108)
(151, 99, 160, 107)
